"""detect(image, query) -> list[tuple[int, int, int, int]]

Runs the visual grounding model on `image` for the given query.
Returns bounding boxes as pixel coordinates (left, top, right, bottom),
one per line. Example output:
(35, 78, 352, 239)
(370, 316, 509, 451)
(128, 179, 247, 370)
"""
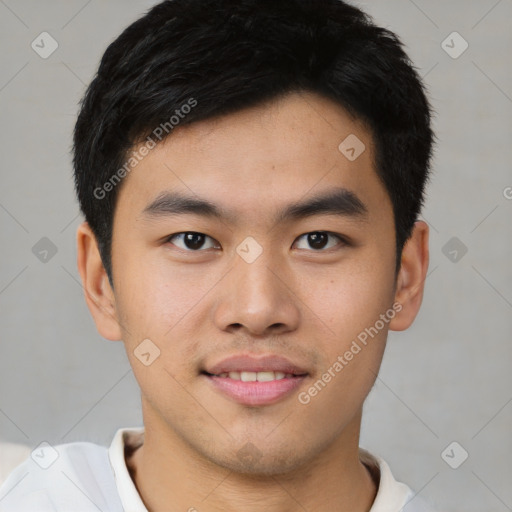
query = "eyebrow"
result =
(141, 187, 368, 225)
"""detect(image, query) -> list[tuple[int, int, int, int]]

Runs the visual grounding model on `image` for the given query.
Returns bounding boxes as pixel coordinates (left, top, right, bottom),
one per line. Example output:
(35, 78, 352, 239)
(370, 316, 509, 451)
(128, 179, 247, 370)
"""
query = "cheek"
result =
(113, 253, 216, 373)
(113, 257, 206, 405)
(297, 270, 392, 428)
(299, 247, 395, 384)
(303, 252, 395, 336)
(114, 253, 198, 329)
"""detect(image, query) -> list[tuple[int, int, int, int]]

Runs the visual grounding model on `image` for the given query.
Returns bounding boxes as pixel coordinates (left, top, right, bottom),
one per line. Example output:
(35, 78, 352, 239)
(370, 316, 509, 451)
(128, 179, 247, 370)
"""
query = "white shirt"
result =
(0, 427, 438, 511)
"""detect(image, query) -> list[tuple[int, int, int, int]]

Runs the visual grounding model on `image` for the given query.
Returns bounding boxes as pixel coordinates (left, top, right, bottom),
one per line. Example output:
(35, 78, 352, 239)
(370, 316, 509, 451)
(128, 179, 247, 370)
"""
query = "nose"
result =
(212, 245, 301, 337)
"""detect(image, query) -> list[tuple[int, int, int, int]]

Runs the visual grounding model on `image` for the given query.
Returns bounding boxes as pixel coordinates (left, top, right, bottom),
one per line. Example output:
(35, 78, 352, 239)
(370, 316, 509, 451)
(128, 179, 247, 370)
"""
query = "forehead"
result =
(114, 91, 390, 225)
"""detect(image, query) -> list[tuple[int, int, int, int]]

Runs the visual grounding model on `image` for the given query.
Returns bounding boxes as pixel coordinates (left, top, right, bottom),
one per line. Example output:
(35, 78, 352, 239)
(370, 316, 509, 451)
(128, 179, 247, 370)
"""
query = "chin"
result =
(203, 441, 316, 477)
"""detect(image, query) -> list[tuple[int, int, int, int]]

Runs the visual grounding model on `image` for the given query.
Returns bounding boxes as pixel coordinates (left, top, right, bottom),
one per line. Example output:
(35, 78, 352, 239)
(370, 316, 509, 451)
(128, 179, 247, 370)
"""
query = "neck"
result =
(127, 402, 378, 512)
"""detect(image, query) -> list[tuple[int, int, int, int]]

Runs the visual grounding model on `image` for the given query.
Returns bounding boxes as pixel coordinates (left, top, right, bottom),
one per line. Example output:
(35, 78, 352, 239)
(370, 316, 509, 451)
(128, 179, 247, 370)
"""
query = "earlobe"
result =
(389, 220, 429, 332)
(76, 221, 123, 341)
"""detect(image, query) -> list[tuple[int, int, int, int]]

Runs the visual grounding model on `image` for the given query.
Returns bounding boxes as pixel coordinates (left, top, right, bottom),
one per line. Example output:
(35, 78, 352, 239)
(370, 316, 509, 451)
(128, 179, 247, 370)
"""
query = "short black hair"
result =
(73, 0, 435, 285)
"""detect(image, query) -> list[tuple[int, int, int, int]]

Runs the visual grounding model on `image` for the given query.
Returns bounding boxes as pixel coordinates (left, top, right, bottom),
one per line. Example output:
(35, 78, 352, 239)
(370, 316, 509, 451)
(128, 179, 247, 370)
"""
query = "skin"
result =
(77, 91, 429, 512)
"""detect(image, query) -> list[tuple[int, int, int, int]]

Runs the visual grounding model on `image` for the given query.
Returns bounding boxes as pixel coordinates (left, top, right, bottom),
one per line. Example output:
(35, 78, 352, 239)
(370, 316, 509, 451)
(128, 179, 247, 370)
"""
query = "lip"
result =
(203, 354, 309, 376)
(202, 354, 309, 406)
(204, 374, 307, 406)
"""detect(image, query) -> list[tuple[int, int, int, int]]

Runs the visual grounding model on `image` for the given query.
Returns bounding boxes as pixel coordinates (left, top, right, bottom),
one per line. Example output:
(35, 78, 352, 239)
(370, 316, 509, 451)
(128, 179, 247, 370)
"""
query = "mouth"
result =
(200, 354, 309, 406)
(202, 370, 306, 381)
(201, 372, 308, 406)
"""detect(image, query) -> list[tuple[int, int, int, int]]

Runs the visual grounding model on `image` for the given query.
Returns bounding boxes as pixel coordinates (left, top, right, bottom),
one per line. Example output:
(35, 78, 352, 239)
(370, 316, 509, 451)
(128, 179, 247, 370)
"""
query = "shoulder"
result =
(0, 439, 124, 512)
(360, 448, 440, 512)
(0, 442, 31, 487)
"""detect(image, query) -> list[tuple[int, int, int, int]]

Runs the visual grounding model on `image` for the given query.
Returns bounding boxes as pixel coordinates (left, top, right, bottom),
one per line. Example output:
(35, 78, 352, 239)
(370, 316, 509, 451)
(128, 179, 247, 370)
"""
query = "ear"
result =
(76, 221, 122, 341)
(389, 220, 429, 331)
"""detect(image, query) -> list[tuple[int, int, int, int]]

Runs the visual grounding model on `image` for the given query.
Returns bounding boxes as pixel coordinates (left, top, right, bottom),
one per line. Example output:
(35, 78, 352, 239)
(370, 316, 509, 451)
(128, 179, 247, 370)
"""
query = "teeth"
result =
(220, 371, 292, 381)
(255, 371, 275, 382)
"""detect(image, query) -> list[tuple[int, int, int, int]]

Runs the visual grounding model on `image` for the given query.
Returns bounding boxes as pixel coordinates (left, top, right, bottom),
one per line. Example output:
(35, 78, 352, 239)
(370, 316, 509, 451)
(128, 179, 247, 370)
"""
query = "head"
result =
(75, 0, 433, 475)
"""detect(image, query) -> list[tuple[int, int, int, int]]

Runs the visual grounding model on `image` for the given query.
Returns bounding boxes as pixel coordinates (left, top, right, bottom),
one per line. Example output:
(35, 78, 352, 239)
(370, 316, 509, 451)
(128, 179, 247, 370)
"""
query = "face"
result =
(79, 91, 426, 475)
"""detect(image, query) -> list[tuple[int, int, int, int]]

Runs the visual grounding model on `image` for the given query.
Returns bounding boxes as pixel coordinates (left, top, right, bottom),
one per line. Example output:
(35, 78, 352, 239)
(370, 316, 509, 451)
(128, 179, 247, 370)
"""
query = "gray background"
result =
(0, 1, 511, 510)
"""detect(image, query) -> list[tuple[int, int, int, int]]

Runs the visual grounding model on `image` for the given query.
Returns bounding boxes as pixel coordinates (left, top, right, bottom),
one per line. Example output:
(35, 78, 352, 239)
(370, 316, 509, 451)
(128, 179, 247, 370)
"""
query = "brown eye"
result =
(166, 232, 219, 251)
(294, 231, 346, 251)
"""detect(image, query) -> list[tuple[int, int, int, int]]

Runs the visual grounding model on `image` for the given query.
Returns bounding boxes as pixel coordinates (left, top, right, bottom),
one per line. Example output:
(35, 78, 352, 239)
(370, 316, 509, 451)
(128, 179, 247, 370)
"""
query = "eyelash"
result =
(164, 231, 349, 253)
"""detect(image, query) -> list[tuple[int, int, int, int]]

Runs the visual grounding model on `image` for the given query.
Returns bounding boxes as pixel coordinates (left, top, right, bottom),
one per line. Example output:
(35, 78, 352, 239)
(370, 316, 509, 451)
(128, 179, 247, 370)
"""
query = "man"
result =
(0, 0, 437, 510)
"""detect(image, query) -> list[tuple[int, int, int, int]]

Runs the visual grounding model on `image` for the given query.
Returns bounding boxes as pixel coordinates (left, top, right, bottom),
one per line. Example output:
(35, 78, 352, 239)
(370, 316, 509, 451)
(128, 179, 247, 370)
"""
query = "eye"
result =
(293, 231, 347, 251)
(165, 232, 220, 251)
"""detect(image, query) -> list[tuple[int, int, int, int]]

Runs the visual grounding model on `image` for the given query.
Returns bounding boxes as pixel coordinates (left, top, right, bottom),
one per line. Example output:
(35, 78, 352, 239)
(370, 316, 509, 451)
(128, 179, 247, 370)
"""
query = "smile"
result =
(202, 371, 307, 406)
(209, 371, 298, 381)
